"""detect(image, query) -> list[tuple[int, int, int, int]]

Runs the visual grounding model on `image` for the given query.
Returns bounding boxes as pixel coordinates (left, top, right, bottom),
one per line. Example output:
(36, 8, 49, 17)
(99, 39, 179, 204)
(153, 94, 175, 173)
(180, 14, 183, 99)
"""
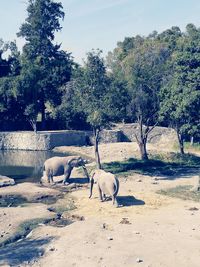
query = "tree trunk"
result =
(41, 105, 46, 130)
(40, 94, 46, 130)
(94, 128, 101, 169)
(136, 117, 149, 160)
(190, 136, 194, 146)
(29, 119, 37, 133)
(177, 131, 184, 154)
(138, 140, 148, 160)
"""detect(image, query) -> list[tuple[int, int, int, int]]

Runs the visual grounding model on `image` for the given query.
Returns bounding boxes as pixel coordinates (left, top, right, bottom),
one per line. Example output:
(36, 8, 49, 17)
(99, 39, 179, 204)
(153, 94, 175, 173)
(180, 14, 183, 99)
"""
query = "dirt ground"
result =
(1, 142, 200, 267)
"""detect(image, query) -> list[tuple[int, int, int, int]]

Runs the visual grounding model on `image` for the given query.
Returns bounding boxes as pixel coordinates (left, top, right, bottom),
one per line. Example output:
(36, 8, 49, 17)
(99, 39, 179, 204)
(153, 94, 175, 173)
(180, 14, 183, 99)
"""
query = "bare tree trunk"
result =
(138, 140, 148, 160)
(176, 130, 184, 154)
(94, 128, 101, 169)
(190, 136, 194, 146)
(135, 116, 149, 160)
(40, 93, 46, 130)
(41, 103, 46, 130)
(29, 119, 37, 133)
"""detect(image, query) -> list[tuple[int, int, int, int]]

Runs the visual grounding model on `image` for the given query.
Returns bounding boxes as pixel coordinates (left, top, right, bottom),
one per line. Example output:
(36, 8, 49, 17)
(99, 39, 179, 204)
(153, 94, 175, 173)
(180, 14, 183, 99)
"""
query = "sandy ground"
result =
(53, 142, 171, 163)
(1, 142, 200, 267)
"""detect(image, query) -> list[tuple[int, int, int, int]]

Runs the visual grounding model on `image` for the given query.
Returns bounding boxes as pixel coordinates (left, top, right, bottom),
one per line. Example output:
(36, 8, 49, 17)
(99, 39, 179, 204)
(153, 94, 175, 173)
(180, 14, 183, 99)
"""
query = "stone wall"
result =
(86, 130, 122, 145)
(113, 123, 177, 147)
(0, 125, 177, 151)
(0, 131, 87, 151)
(0, 132, 50, 150)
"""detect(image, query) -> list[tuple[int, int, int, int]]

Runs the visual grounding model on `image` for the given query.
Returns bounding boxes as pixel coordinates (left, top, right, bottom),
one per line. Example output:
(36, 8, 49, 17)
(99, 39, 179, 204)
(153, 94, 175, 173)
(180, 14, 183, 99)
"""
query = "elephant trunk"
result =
(89, 178, 94, 199)
(82, 166, 90, 183)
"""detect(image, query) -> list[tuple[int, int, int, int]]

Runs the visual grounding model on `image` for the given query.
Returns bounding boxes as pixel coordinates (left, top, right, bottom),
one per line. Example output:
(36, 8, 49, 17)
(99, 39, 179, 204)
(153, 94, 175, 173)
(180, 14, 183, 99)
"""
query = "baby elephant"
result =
(89, 169, 119, 207)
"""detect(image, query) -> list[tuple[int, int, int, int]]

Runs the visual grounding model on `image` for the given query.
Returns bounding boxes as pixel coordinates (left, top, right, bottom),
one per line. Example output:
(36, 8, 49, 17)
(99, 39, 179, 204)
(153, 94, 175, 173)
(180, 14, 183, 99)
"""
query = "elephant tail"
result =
(113, 177, 119, 197)
(43, 164, 46, 171)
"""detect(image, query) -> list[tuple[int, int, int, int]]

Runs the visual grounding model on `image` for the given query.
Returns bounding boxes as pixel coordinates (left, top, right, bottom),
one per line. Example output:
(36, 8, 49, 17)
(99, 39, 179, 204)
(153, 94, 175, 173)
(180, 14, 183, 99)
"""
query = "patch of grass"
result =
(102, 152, 200, 177)
(173, 142, 200, 153)
(0, 195, 29, 207)
(35, 194, 63, 205)
(0, 210, 74, 248)
(0, 218, 47, 248)
(185, 142, 200, 152)
(0, 193, 63, 207)
(157, 185, 200, 202)
(48, 195, 76, 214)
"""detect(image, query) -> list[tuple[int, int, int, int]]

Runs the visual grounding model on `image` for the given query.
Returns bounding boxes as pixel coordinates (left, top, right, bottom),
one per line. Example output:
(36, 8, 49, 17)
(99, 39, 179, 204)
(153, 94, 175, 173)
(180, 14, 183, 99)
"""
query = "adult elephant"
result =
(42, 156, 89, 184)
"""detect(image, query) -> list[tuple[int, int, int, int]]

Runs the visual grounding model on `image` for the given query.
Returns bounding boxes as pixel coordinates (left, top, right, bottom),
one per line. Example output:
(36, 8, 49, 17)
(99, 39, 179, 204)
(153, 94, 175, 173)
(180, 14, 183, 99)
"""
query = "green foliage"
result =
(157, 185, 200, 202)
(159, 24, 200, 152)
(17, 0, 72, 129)
(74, 49, 126, 130)
(103, 152, 200, 177)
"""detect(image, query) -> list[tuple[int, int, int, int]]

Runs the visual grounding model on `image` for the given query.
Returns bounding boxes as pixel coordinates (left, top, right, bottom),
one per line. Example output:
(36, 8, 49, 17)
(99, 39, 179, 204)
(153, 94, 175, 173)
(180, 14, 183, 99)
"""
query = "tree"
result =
(73, 50, 109, 168)
(159, 24, 200, 154)
(73, 50, 128, 168)
(124, 40, 170, 159)
(17, 0, 72, 130)
(0, 40, 23, 130)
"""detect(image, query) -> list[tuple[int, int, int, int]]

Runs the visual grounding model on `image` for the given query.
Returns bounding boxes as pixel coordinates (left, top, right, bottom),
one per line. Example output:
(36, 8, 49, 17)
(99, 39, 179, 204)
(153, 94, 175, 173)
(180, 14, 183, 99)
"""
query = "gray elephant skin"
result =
(42, 156, 89, 184)
(89, 169, 119, 207)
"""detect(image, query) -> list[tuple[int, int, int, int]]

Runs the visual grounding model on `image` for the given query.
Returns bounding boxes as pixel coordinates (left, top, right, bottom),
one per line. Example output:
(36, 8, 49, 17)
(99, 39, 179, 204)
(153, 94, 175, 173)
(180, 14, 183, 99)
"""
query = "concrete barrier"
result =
(0, 125, 177, 151)
(0, 131, 87, 151)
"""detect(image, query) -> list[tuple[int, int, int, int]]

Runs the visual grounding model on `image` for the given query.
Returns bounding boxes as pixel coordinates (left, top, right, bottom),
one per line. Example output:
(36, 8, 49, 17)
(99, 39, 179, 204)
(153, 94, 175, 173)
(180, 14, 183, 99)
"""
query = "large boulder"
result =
(0, 175, 15, 187)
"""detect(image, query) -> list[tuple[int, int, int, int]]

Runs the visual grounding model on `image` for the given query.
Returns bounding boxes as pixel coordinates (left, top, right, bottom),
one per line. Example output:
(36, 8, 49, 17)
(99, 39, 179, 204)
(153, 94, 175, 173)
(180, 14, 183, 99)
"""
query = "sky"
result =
(1, 0, 200, 63)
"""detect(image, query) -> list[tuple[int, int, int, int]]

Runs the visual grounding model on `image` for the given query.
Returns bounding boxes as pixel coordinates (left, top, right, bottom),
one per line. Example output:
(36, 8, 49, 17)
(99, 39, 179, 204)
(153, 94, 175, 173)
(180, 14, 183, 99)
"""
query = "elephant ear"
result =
(68, 157, 79, 168)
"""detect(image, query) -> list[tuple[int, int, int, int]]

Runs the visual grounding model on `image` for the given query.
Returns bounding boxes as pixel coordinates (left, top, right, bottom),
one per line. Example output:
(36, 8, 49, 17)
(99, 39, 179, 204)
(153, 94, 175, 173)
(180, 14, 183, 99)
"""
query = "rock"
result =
(71, 214, 85, 221)
(136, 258, 143, 263)
(188, 207, 199, 211)
(0, 175, 15, 187)
(151, 181, 158, 185)
(134, 231, 140, 234)
(120, 218, 131, 224)
(65, 183, 76, 190)
(102, 223, 108, 229)
(137, 179, 142, 182)
(107, 237, 113, 240)
(38, 223, 45, 226)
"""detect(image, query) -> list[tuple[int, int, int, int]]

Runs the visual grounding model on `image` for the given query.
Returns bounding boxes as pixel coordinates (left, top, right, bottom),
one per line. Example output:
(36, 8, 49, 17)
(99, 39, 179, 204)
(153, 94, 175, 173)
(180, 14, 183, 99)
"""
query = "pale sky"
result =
(1, 0, 200, 63)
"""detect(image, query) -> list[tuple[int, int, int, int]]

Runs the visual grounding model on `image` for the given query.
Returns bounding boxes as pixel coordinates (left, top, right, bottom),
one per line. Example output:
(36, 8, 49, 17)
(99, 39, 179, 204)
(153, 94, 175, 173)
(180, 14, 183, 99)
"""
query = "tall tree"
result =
(0, 40, 22, 130)
(122, 39, 169, 159)
(74, 50, 109, 169)
(160, 24, 200, 154)
(73, 50, 128, 168)
(17, 0, 72, 130)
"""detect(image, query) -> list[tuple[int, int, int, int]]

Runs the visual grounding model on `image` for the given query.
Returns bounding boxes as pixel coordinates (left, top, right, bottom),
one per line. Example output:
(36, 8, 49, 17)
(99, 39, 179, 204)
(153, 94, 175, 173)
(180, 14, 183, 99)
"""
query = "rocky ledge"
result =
(0, 175, 15, 187)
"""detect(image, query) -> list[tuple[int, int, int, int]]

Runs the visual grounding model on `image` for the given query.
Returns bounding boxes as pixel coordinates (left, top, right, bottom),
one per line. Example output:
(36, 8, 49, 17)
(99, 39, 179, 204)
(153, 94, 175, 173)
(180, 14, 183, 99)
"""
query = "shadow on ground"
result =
(103, 153, 200, 180)
(68, 177, 89, 184)
(117, 196, 145, 207)
(0, 237, 53, 266)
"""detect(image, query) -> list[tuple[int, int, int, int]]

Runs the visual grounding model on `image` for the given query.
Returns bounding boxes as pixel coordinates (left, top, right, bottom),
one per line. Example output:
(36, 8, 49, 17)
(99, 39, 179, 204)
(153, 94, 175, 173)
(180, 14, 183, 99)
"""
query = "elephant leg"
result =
(50, 175, 55, 184)
(112, 196, 119, 207)
(47, 175, 51, 183)
(63, 167, 72, 184)
(98, 185, 103, 202)
(48, 174, 54, 184)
